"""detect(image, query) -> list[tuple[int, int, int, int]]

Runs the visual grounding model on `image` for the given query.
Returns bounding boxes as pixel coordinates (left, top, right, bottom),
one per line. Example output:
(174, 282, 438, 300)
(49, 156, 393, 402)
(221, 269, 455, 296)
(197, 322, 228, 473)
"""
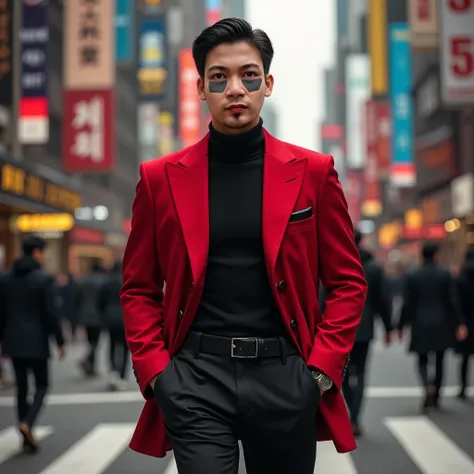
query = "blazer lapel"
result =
(166, 134, 209, 284)
(262, 129, 307, 276)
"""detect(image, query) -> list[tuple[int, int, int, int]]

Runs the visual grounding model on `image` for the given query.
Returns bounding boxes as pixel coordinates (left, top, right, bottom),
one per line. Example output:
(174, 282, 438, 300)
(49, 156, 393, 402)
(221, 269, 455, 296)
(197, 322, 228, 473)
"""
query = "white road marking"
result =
(385, 416, 474, 474)
(39, 423, 134, 474)
(1, 386, 472, 406)
(163, 455, 179, 474)
(315, 441, 358, 473)
(0, 426, 54, 464)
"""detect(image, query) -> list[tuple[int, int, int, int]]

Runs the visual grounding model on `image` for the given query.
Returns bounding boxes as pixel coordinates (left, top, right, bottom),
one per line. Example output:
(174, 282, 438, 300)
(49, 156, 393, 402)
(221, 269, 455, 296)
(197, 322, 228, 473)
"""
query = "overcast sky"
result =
(245, 0, 336, 151)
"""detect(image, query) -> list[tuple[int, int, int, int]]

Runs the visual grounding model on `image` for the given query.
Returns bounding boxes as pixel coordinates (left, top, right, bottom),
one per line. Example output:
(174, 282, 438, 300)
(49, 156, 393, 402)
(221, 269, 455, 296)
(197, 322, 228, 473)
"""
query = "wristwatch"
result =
(311, 370, 333, 392)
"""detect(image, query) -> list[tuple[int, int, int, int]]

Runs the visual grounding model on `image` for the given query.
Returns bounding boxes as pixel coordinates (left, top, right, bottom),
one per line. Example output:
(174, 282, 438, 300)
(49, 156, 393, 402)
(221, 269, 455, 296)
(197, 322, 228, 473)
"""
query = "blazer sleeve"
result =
(120, 163, 169, 399)
(307, 156, 367, 390)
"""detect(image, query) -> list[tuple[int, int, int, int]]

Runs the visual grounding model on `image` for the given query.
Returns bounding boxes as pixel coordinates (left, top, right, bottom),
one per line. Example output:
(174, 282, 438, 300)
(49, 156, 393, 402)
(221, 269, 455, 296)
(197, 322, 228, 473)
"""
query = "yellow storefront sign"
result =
(15, 213, 75, 233)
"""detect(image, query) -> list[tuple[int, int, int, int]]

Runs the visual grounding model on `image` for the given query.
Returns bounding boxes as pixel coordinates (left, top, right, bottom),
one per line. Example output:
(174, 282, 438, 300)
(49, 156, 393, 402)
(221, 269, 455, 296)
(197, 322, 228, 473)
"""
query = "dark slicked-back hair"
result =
(192, 18, 274, 78)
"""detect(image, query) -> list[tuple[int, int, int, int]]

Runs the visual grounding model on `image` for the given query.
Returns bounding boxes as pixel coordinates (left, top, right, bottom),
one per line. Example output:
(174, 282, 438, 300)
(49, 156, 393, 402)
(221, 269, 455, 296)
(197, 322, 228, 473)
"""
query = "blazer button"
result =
(290, 319, 297, 329)
(190, 282, 194, 290)
(178, 309, 184, 320)
(276, 280, 287, 291)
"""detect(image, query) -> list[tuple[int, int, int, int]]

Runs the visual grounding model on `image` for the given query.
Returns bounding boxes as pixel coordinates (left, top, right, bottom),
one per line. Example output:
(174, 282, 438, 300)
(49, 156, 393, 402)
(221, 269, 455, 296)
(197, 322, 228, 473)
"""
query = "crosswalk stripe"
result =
(163, 456, 178, 474)
(385, 416, 474, 474)
(39, 423, 134, 474)
(0, 386, 473, 406)
(0, 426, 54, 464)
(315, 441, 358, 473)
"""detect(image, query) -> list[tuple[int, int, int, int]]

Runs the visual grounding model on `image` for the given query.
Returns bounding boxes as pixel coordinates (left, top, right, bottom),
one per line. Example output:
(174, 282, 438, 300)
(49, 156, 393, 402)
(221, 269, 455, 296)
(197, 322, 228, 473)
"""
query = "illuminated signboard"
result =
(15, 213, 75, 233)
(0, 157, 82, 213)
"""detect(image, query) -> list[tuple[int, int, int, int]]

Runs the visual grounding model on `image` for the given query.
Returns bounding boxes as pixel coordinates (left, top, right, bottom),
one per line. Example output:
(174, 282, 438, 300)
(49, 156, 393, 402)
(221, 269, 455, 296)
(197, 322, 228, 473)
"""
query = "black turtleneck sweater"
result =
(191, 120, 286, 337)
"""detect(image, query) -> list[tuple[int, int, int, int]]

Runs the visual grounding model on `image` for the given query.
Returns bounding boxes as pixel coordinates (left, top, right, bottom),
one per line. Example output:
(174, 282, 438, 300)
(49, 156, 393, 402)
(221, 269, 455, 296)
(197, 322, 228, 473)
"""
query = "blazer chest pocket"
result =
(287, 205, 314, 233)
(289, 205, 313, 222)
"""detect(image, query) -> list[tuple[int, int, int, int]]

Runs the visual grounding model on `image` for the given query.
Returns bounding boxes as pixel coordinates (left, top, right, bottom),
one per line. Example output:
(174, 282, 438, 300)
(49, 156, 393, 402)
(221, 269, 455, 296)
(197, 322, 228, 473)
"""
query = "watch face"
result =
(320, 375, 333, 391)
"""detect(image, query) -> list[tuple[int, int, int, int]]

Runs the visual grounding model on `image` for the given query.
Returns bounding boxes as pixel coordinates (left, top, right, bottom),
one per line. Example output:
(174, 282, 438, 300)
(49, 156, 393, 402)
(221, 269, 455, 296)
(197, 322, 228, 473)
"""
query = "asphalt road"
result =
(1, 328, 474, 474)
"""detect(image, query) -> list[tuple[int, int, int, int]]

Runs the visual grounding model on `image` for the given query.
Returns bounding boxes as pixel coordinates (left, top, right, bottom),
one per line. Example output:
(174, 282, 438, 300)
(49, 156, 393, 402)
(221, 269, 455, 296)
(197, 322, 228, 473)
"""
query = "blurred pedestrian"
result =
(455, 248, 474, 399)
(0, 236, 65, 453)
(120, 17, 367, 473)
(342, 229, 392, 436)
(398, 243, 467, 410)
(56, 272, 78, 343)
(98, 260, 129, 391)
(75, 260, 106, 377)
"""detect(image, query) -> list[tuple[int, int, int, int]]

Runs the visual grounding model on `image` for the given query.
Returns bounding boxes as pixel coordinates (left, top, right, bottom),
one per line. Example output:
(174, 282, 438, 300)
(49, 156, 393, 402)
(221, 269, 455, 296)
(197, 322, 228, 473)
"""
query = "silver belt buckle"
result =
(231, 338, 259, 358)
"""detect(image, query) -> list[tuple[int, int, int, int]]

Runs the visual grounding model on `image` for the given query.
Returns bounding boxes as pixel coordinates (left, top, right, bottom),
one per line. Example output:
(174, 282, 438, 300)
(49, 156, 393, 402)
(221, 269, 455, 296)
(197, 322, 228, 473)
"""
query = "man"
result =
(98, 260, 129, 391)
(342, 229, 392, 436)
(398, 243, 467, 410)
(0, 236, 65, 452)
(121, 18, 367, 473)
(76, 261, 105, 377)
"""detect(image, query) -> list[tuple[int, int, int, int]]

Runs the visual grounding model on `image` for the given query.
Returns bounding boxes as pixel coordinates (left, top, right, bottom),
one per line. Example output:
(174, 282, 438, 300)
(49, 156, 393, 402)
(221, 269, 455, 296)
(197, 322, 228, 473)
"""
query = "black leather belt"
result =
(183, 332, 298, 359)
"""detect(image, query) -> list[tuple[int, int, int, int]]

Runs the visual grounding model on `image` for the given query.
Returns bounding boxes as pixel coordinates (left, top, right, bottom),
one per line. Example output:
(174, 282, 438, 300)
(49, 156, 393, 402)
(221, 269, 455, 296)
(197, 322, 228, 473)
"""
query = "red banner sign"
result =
(375, 100, 391, 177)
(362, 100, 382, 217)
(63, 89, 115, 172)
(179, 49, 201, 148)
(346, 170, 363, 225)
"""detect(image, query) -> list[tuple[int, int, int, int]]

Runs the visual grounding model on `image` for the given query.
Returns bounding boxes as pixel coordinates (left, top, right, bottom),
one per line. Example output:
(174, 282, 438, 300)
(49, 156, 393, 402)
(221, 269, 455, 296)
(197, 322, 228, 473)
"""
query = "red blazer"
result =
(120, 129, 367, 458)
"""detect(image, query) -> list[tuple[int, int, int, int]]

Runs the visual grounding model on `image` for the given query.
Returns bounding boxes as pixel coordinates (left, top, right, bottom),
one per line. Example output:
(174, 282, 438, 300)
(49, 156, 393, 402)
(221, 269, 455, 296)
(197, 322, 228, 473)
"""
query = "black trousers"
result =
(85, 326, 101, 368)
(418, 351, 445, 392)
(342, 342, 370, 424)
(11, 358, 49, 427)
(108, 327, 129, 379)
(154, 334, 320, 474)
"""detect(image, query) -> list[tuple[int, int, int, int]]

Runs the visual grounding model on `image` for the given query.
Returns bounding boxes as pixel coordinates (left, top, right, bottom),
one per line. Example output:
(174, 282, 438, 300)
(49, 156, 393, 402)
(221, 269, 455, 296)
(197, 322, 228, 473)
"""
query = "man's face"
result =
(197, 41, 274, 135)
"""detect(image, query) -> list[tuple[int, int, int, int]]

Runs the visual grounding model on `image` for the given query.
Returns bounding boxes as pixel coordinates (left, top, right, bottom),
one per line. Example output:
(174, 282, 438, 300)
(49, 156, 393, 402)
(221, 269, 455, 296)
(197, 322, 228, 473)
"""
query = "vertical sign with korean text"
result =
(346, 170, 363, 225)
(137, 17, 167, 99)
(64, 0, 115, 89)
(389, 23, 415, 187)
(375, 100, 391, 177)
(362, 100, 382, 217)
(115, 0, 133, 63)
(440, 0, 474, 106)
(179, 49, 201, 148)
(0, 0, 13, 106)
(345, 54, 371, 170)
(63, 89, 115, 172)
(408, 0, 438, 49)
(18, 0, 49, 144)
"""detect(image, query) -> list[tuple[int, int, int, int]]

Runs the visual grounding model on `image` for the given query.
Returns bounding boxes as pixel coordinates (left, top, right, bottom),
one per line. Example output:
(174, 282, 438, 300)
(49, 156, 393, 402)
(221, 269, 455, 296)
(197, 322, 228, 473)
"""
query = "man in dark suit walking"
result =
(0, 236, 65, 452)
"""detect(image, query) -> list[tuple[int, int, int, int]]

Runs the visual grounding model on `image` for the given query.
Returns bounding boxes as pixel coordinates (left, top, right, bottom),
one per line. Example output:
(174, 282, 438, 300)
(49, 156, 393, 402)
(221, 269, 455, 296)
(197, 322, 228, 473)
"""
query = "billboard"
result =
(64, 0, 115, 89)
(0, 0, 13, 107)
(137, 17, 167, 99)
(179, 49, 201, 147)
(18, 0, 49, 144)
(368, 0, 388, 96)
(408, 0, 438, 49)
(115, 0, 133, 63)
(439, 0, 474, 106)
(345, 54, 371, 169)
(389, 23, 415, 187)
(63, 89, 115, 172)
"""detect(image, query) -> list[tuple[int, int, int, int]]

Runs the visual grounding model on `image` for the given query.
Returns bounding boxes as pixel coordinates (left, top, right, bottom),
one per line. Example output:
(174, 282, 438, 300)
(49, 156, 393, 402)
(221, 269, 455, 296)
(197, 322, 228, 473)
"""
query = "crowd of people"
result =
(0, 236, 128, 452)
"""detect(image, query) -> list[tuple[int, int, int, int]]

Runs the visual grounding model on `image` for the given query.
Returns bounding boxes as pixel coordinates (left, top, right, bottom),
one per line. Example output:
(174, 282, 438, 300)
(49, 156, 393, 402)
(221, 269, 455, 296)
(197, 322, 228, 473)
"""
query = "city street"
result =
(1, 330, 474, 474)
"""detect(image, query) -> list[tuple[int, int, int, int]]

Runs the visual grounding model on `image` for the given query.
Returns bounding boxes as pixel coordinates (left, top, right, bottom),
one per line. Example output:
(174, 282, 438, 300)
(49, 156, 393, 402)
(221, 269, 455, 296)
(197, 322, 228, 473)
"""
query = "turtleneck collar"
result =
(208, 118, 264, 163)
